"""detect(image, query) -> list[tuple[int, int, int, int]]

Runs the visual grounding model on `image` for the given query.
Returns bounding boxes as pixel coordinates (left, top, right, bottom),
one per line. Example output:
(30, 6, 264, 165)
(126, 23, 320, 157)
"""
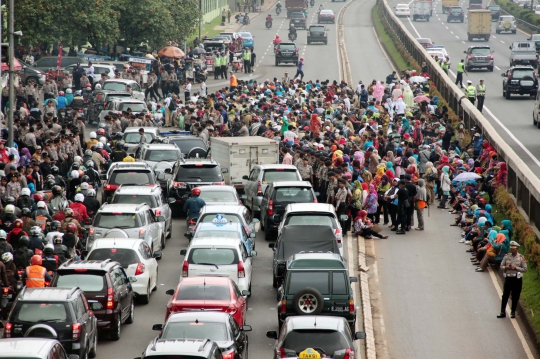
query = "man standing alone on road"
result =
(455, 59, 467, 88)
(498, 241, 527, 319)
(295, 57, 304, 81)
(476, 79, 486, 112)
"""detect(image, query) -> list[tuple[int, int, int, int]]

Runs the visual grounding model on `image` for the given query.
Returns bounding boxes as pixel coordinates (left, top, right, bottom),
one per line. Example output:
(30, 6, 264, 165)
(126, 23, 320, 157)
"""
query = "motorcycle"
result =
(1, 286, 15, 320)
(310, 0, 315, 7)
(16, 269, 24, 292)
(194, 69, 207, 83)
(276, 6, 281, 15)
(243, 15, 250, 25)
(185, 215, 199, 241)
(288, 32, 297, 41)
(266, 20, 272, 29)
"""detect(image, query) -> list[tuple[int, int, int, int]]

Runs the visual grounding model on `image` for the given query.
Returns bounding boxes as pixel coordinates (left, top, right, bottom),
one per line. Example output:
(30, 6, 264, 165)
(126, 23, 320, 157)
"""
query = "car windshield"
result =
(238, 32, 252, 38)
(279, 44, 297, 51)
(274, 187, 314, 203)
(488, 5, 500, 10)
(145, 149, 179, 162)
(262, 169, 298, 182)
(177, 284, 231, 300)
(201, 214, 242, 224)
(291, 13, 304, 18)
(94, 213, 139, 229)
(310, 26, 325, 31)
(87, 248, 140, 268)
(14, 303, 68, 323)
(169, 138, 207, 153)
(450, 7, 462, 11)
(282, 330, 349, 355)
(285, 214, 335, 227)
(124, 133, 154, 144)
(189, 248, 237, 265)
(109, 171, 153, 185)
(471, 48, 490, 55)
(512, 69, 535, 78)
(106, 94, 132, 101)
(103, 82, 128, 91)
(288, 271, 330, 295)
(112, 194, 155, 207)
(176, 165, 222, 181)
(119, 103, 146, 112)
(162, 322, 228, 341)
(194, 230, 240, 239)
(56, 273, 105, 292)
(199, 191, 237, 203)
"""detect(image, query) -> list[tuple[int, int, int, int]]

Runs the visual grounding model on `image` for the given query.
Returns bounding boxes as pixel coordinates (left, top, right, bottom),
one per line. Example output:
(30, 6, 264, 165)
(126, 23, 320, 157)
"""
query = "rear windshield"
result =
(285, 214, 335, 227)
(488, 5, 500, 10)
(119, 103, 146, 112)
(278, 44, 296, 51)
(177, 284, 231, 300)
(188, 248, 238, 265)
(106, 94, 132, 101)
(176, 165, 222, 182)
(55, 273, 105, 292)
(142, 356, 205, 359)
(511, 69, 535, 78)
(282, 330, 349, 355)
(145, 149, 180, 162)
(288, 271, 329, 295)
(109, 170, 153, 185)
(262, 169, 299, 182)
(88, 248, 139, 268)
(310, 26, 325, 31)
(124, 133, 154, 144)
(102, 83, 127, 91)
(13, 303, 68, 323)
(170, 138, 207, 153)
(471, 48, 490, 55)
(112, 194, 156, 207)
(274, 187, 314, 203)
(200, 214, 241, 224)
(194, 230, 240, 239)
(162, 322, 228, 341)
(450, 7, 462, 12)
(199, 190, 236, 203)
(291, 13, 304, 18)
(94, 213, 140, 229)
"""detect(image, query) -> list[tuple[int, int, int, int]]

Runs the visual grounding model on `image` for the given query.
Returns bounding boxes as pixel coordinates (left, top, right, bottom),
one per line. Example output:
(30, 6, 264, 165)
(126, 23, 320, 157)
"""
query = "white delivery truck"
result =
(210, 137, 279, 192)
(412, 0, 432, 21)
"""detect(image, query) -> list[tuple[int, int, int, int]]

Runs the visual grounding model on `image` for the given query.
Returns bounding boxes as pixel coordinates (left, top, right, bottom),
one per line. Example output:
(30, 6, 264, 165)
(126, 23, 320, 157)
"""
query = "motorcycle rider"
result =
(83, 189, 100, 216)
(266, 14, 273, 27)
(13, 235, 33, 270)
(32, 201, 54, 224)
(41, 244, 59, 274)
(289, 24, 297, 40)
(49, 185, 69, 215)
(276, 0, 282, 11)
(28, 226, 44, 254)
(273, 34, 282, 45)
(0, 230, 13, 258)
(69, 194, 89, 223)
(1, 204, 17, 232)
(7, 219, 28, 252)
(63, 223, 79, 260)
(16, 188, 33, 211)
(45, 221, 63, 244)
(20, 208, 37, 234)
(22, 255, 52, 288)
(0, 256, 8, 289)
(2, 197, 21, 218)
(183, 188, 206, 220)
(1, 252, 18, 290)
(61, 208, 85, 238)
(318, 3, 324, 11)
(52, 166, 67, 187)
(70, 90, 85, 111)
(243, 13, 250, 25)
(53, 234, 71, 265)
(111, 141, 127, 162)
(85, 161, 102, 188)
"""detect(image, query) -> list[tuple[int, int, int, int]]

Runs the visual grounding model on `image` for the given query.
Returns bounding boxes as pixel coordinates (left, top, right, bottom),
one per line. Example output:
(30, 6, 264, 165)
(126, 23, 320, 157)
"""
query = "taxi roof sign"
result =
(299, 348, 321, 359)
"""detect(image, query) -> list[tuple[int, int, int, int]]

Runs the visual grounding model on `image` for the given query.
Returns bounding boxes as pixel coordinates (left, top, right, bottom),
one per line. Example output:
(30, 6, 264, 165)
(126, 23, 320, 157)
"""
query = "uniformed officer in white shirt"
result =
(497, 241, 527, 319)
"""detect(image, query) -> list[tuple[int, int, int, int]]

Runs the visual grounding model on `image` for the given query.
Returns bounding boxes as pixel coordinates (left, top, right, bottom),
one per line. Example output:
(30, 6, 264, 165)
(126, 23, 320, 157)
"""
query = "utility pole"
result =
(7, 0, 13, 148)
(199, 0, 202, 41)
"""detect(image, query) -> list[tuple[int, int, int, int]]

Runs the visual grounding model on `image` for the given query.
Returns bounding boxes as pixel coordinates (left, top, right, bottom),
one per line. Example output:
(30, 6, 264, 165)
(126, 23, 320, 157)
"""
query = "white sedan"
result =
(395, 4, 411, 16)
(86, 238, 159, 304)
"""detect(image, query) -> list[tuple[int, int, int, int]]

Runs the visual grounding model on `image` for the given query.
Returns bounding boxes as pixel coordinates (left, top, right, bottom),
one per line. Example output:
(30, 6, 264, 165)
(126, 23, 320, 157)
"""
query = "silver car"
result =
(134, 143, 182, 169)
(464, 46, 494, 71)
(98, 98, 147, 123)
(496, 15, 517, 34)
(122, 127, 161, 155)
(198, 185, 243, 206)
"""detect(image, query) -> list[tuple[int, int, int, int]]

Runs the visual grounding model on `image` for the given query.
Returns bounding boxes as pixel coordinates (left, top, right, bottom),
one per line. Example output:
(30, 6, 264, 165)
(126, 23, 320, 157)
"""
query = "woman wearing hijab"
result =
(350, 180, 364, 221)
(501, 219, 513, 239)
(376, 175, 391, 225)
(310, 114, 321, 139)
(438, 166, 451, 209)
(400, 117, 411, 135)
(385, 169, 395, 181)
(415, 179, 428, 230)
(394, 96, 407, 117)
(363, 184, 378, 222)
(372, 166, 385, 189)
(353, 210, 388, 239)
(394, 148, 403, 178)
(488, 162, 508, 203)
(372, 81, 385, 103)
(476, 231, 509, 272)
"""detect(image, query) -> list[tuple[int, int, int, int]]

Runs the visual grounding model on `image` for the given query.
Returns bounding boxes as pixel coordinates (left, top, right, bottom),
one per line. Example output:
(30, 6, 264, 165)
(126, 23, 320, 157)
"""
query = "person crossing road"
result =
(476, 79, 486, 112)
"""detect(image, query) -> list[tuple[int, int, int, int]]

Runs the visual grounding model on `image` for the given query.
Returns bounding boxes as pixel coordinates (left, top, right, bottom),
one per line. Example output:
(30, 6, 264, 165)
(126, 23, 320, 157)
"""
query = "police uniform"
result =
(466, 82, 476, 105)
(498, 241, 527, 318)
(476, 81, 486, 112)
(297, 161, 313, 182)
(455, 61, 465, 88)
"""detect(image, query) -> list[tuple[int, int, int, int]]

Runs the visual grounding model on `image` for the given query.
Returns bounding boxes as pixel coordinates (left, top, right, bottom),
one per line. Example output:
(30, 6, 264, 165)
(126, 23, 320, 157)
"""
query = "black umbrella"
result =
(190, 47, 206, 55)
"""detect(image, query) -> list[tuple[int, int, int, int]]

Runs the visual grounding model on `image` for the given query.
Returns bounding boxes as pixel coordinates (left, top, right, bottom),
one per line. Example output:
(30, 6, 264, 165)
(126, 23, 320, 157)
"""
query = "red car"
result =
(165, 277, 248, 326)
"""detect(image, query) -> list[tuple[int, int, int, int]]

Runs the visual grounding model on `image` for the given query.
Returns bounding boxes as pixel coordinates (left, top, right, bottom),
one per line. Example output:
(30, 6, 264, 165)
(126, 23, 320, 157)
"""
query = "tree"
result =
(165, 0, 201, 42)
(13, 0, 60, 46)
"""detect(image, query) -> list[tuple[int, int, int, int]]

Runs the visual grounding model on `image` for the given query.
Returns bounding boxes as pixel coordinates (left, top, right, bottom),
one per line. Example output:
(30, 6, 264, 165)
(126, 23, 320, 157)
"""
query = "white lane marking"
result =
(501, 40, 505, 43)
(445, 26, 448, 29)
(461, 40, 466, 44)
(450, 31, 454, 34)
(493, 35, 497, 38)
(495, 66, 501, 70)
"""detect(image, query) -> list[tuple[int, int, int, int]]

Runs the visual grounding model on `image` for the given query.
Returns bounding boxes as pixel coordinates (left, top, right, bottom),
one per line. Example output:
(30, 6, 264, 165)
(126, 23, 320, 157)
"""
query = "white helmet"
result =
(37, 201, 46, 209)
(0, 229, 7, 239)
(66, 88, 73, 94)
(74, 156, 82, 164)
(71, 170, 80, 179)
(87, 189, 96, 197)
(81, 182, 89, 190)
(21, 188, 31, 196)
(4, 204, 15, 214)
(74, 193, 85, 202)
(89, 131, 97, 139)
(99, 137, 107, 144)
(30, 226, 42, 236)
(96, 142, 104, 149)
(95, 84, 102, 90)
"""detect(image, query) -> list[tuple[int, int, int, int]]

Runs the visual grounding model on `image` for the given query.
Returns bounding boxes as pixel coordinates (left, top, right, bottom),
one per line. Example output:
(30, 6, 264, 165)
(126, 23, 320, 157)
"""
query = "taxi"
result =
(187, 220, 255, 252)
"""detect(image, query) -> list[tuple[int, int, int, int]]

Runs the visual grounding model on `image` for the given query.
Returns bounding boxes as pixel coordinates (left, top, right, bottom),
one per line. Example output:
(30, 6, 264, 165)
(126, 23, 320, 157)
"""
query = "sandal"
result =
(381, 235, 389, 239)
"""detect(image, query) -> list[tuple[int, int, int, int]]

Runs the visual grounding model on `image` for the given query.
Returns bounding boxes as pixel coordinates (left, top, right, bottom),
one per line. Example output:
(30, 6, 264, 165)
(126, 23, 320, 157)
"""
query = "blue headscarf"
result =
(501, 219, 513, 239)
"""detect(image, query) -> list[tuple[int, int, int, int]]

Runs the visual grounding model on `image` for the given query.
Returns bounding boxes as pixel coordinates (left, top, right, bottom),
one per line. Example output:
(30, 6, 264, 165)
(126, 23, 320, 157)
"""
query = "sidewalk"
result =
(213, 0, 278, 33)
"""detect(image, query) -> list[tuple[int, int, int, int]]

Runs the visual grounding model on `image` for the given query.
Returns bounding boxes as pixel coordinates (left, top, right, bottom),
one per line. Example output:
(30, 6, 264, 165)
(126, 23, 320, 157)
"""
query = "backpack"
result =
(14, 247, 29, 268)
(168, 98, 176, 111)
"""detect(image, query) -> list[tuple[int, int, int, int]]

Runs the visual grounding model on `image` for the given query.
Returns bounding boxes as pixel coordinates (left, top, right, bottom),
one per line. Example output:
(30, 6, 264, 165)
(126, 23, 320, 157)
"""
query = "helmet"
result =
(5, 196, 15, 204)
(72, 163, 80, 170)
(96, 142, 103, 149)
(21, 188, 31, 197)
(51, 221, 61, 230)
(81, 175, 90, 184)
(75, 193, 84, 202)
(34, 193, 44, 202)
(44, 243, 54, 254)
(0, 230, 6, 240)
(95, 84, 102, 90)
(86, 161, 94, 168)
(53, 235, 63, 244)
(191, 188, 201, 196)
(66, 223, 77, 233)
(97, 128, 105, 136)
(91, 145, 98, 152)
(51, 166, 60, 174)
(66, 88, 72, 94)
(30, 226, 42, 236)
(276, 34, 280, 38)
(87, 189, 96, 197)
(1, 252, 13, 263)
(21, 208, 31, 217)
(75, 90, 82, 96)
(99, 137, 107, 144)
(46, 179, 56, 189)
(19, 235, 29, 247)
(86, 83, 92, 88)
(46, 174, 55, 181)
(4, 204, 15, 214)
(31, 255, 42, 265)
(116, 141, 124, 150)
(59, 91, 65, 96)
(74, 156, 82, 164)
(80, 182, 89, 190)
(37, 201, 46, 209)
(13, 219, 23, 228)
(89, 131, 97, 139)
(65, 208, 74, 217)
(85, 150, 92, 156)
(52, 185, 62, 196)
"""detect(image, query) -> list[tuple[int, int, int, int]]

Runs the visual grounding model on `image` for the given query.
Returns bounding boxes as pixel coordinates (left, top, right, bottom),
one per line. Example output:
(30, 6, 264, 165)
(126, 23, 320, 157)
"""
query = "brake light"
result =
(343, 348, 354, 359)
(280, 299, 286, 313)
(135, 263, 145, 275)
(154, 209, 162, 216)
(335, 228, 342, 244)
(3, 287, 8, 294)
(222, 349, 235, 359)
(349, 299, 355, 312)
(313, 198, 318, 203)
(257, 181, 263, 195)
(182, 261, 189, 277)
(107, 287, 114, 309)
(139, 229, 146, 238)
(4, 323, 12, 338)
(74, 268, 88, 272)
(103, 102, 108, 107)
(238, 261, 245, 278)
(189, 219, 196, 225)
(89, 228, 94, 235)
(105, 184, 119, 192)
(488, 54, 494, 60)
(279, 348, 286, 358)
(330, 14, 334, 17)
(72, 323, 82, 341)
(295, 48, 299, 53)
(173, 182, 186, 188)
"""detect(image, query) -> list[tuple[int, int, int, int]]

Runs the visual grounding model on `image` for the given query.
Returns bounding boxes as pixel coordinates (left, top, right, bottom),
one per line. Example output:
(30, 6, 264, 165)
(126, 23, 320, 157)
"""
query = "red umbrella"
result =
(158, 46, 185, 59)
(1, 58, 22, 72)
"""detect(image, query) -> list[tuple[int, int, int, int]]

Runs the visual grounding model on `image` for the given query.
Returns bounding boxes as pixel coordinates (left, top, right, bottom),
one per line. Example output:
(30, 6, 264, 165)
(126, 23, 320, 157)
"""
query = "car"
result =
(535, 4, 540, 14)
(86, 238, 159, 304)
(198, 185, 243, 207)
(122, 127, 161, 155)
(468, 3, 482, 9)
(415, 38, 433, 48)
(189, 222, 255, 252)
(501, 65, 538, 99)
(134, 143, 182, 169)
(275, 42, 300, 66)
(110, 184, 174, 239)
(98, 98, 147, 123)
(212, 35, 232, 44)
(191, 205, 259, 238)
(16, 59, 47, 85)
(102, 79, 145, 101)
(64, 64, 116, 79)
(87, 90, 133, 124)
(220, 31, 239, 40)
(260, 181, 318, 241)
(152, 132, 208, 158)
(277, 253, 357, 331)
(237, 32, 254, 48)
(290, 12, 307, 29)
(243, 164, 302, 218)
(94, 61, 128, 73)
(318, 9, 335, 23)
(496, 15, 517, 34)
(446, 6, 464, 22)
(3, 287, 98, 358)
(203, 40, 227, 53)
(509, 41, 538, 67)
(464, 46, 494, 71)
(152, 312, 251, 359)
(427, 50, 449, 66)
(52, 259, 136, 341)
(88, 203, 166, 255)
(32, 56, 82, 72)
(0, 338, 80, 359)
(136, 338, 222, 359)
(307, 25, 328, 45)
(164, 277, 249, 325)
(180, 237, 256, 294)
(266, 316, 366, 359)
(528, 34, 540, 53)
(394, 3, 410, 16)
(487, 5, 502, 20)
(101, 162, 157, 202)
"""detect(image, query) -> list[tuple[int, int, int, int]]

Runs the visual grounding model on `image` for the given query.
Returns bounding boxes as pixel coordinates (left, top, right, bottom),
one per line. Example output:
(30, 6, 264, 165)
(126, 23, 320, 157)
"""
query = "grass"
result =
(187, 13, 238, 46)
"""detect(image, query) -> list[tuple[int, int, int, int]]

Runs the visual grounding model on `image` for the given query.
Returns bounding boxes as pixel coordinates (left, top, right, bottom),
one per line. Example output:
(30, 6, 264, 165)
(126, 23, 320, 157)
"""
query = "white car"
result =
(180, 237, 256, 293)
(64, 64, 116, 79)
(198, 185, 243, 206)
(86, 238, 159, 303)
(395, 4, 411, 16)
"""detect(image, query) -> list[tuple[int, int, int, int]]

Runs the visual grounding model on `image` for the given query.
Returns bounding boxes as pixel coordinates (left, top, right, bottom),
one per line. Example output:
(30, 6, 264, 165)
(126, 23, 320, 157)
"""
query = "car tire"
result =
(496, 30, 500, 34)
(125, 299, 135, 324)
(488, 66, 494, 72)
(292, 287, 324, 315)
(26, 76, 39, 85)
(110, 313, 121, 341)
(273, 274, 278, 288)
(512, 30, 516, 34)
(153, 269, 158, 291)
(505, 88, 511, 99)
(324, 40, 328, 45)
(166, 219, 172, 238)
(88, 334, 98, 358)
(140, 281, 151, 304)
(79, 345, 88, 359)
(161, 235, 166, 250)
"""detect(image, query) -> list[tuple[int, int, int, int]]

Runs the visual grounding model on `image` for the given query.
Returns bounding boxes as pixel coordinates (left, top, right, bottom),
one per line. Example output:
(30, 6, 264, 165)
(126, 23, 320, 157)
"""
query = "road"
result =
(387, 0, 540, 177)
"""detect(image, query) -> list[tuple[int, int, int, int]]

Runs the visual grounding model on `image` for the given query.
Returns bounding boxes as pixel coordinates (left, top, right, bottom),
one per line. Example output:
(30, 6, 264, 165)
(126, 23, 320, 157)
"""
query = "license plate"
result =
(2, 294, 12, 299)
(331, 306, 347, 312)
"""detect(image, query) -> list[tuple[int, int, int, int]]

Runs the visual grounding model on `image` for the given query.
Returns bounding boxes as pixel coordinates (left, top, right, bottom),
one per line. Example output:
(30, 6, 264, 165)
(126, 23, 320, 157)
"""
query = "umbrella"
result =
(413, 95, 430, 103)
(1, 58, 22, 72)
(409, 76, 427, 83)
(158, 46, 185, 59)
(191, 47, 206, 55)
(453, 172, 481, 182)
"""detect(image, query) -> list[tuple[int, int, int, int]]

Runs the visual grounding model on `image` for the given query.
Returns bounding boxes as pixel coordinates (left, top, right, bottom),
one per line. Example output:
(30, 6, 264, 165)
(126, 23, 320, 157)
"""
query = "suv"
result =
(110, 184, 174, 239)
(487, 5, 501, 20)
(289, 12, 307, 29)
(0, 338, 80, 359)
(137, 338, 222, 359)
(99, 98, 147, 123)
(152, 132, 209, 158)
(446, 6, 464, 22)
(464, 46, 494, 71)
(122, 127, 162, 155)
(496, 15, 517, 34)
(135, 143, 182, 168)
(307, 25, 328, 44)
(275, 42, 299, 66)
(52, 259, 136, 340)
(87, 90, 132, 124)
(3, 287, 98, 358)
(88, 203, 166, 254)
(260, 181, 317, 240)
(32, 56, 82, 72)
(102, 162, 156, 201)
(243, 164, 302, 218)
(277, 253, 357, 331)
(502, 65, 538, 99)
(102, 79, 145, 101)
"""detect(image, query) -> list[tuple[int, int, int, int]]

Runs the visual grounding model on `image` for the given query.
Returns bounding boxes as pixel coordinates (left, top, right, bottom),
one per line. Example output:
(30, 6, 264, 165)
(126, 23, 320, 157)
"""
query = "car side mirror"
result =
(152, 324, 163, 331)
(250, 250, 257, 257)
(242, 290, 250, 296)
(269, 243, 275, 250)
(153, 251, 162, 259)
(166, 289, 175, 295)
(266, 330, 278, 339)
(221, 168, 229, 173)
(250, 233, 256, 238)
(128, 276, 137, 283)
(168, 198, 176, 204)
(252, 218, 259, 223)
(242, 325, 252, 332)
(180, 249, 187, 255)
(355, 331, 367, 340)
(242, 175, 249, 180)
(350, 276, 358, 283)
(157, 216, 166, 222)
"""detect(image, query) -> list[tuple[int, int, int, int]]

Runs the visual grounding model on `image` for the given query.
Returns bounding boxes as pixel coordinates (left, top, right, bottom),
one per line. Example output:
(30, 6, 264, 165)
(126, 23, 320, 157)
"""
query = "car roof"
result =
(285, 203, 336, 214)
(98, 203, 150, 213)
(114, 184, 161, 195)
(145, 338, 214, 357)
(18, 287, 81, 302)
(141, 143, 179, 150)
(111, 98, 145, 104)
(180, 158, 217, 165)
(125, 126, 160, 134)
(255, 164, 298, 170)
(197, 222, 242, 232)
(279, 42, 296, 46)
(189, 237, 243, 248)
(89, 238, 144, 250)
(167, 311, 231, 323)
(109, 162, 152, 171)
(201, 205, 246, 215)
(0, 338, 59, 357)
(320, 9, 333, 13)
(271, 181, 312, 188)
(58, 259, 120, 271)
(286, 316, 345, 331)
(289, 252, 345, 267)
(199, 185, 236, 192)
(104, 79, 139, 84)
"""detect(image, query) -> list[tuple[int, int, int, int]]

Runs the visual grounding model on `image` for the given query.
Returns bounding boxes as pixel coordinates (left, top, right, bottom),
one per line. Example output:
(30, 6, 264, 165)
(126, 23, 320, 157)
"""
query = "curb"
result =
(357, 234, 377, 359)
(336, 0, 354, 84)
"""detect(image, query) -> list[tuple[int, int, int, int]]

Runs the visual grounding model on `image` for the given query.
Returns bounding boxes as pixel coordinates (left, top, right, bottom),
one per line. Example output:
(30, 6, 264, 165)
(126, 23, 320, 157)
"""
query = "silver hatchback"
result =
(496, 15, 517, 34)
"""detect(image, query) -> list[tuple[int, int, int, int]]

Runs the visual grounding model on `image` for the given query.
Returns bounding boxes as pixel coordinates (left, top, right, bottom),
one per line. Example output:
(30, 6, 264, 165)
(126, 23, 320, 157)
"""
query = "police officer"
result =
(455, 59, 467, 88)
(466, 80, 476, 105)
(442, 58, 449, 75)
(476, 79, 486, 112)
(498, 241, 527, 319)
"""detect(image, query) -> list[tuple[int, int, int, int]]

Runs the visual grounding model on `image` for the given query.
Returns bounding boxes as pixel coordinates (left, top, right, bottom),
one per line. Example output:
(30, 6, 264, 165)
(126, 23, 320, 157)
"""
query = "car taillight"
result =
(468, 55, 473, 60)
(280, 299, 286, 313)
(257, 181, 263, 195)
(103, 102, 108, 107)
(313, 198, 318, 203)
(238, 261, 245, 278)
(279, 348, 287, 358)
(222, 349, 235, 359)
(488, 54, 494, 60)
(72, 323, 82, 341)
(330, 14, 334, 17)
(295, 48, 299, 53)
(335, 228, 342, 244)
(267, 199, 274, 216)
(349, 299, 355, 312)
(139, 229, 146, 238)
(182, 261, 189, 277)
(343, 348, 354, 359)
(135, 263, 145, 275)
(4, 323, 12, 338)
(3, 287, 8, 294)
(89, 228, 94, 236)
(154, 209, 162, 216)
(107, 287, 114, 309)
(105, 184, 119, 192)
(173, 182, 186, 188)
(318, 14, 322, 17)
(189, 219, 196, 225)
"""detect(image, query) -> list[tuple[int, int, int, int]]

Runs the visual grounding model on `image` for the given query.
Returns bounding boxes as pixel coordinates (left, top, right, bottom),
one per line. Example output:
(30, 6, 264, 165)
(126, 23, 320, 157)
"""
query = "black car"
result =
(152, 132, 209, 158)
(307, 25, 328, 44)
(502, 66, 539, 99)
(3, 287, 98, 359)
(289, 12, 307, 29)
(446, 6, 464, 22)
(152, 312, 251, 359)
(487, 5, 501, 20)
(275, 43, 299, 66)
(52, 259, 137, 340)
(137, 338, 222, 359)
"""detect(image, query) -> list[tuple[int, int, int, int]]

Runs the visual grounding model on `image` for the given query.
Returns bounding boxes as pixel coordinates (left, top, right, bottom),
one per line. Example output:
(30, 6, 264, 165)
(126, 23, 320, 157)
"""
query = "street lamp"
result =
(7, 0, 22, 148)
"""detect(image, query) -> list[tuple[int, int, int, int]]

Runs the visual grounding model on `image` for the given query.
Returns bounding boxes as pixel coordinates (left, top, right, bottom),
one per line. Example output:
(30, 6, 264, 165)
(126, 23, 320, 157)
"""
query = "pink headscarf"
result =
(373, 81, 385, 103)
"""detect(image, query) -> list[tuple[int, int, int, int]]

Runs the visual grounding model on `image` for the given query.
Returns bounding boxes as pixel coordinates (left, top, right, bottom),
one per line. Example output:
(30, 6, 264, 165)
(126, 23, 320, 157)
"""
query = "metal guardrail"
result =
(379, 0, 540, 229)
(498, 6, 540, 33)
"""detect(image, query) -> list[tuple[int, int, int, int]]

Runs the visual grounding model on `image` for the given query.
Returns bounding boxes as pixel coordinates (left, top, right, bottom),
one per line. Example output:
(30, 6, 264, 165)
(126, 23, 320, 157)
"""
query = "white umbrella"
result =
(453, 172, 481, 182)
(409, 76, 427, 83)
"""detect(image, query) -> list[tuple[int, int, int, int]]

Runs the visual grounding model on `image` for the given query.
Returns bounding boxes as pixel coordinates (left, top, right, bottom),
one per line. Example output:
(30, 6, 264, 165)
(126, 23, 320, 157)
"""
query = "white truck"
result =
(412, 0, 432, 21)
(210, 137, 279, 192)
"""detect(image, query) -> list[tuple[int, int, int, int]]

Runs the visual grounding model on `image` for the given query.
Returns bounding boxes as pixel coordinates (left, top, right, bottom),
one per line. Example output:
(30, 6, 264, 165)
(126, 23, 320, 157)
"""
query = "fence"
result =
(378, 0, 540, 230)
